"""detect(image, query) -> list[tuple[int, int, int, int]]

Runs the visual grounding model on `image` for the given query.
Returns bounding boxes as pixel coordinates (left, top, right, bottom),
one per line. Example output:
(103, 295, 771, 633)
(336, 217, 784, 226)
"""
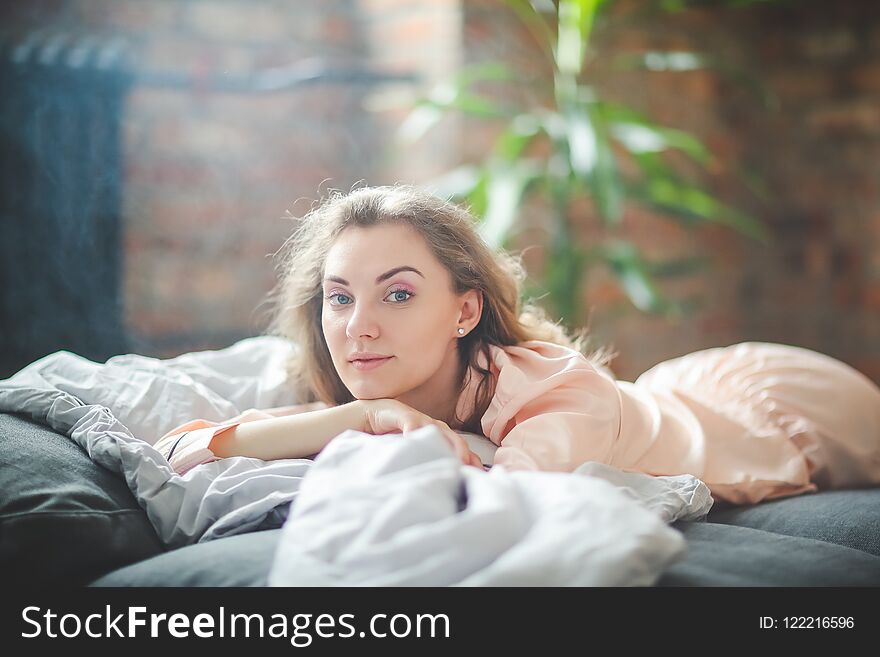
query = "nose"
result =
(345, 304, 380, 340)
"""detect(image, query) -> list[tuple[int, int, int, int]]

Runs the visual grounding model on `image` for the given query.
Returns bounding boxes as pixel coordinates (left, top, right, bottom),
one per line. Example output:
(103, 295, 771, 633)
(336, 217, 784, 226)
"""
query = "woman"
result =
(155, 185, 880, 505)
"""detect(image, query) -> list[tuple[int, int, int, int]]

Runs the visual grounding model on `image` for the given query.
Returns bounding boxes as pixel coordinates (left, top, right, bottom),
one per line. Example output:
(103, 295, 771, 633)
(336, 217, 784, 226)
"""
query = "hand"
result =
(358, 398, 484, 468)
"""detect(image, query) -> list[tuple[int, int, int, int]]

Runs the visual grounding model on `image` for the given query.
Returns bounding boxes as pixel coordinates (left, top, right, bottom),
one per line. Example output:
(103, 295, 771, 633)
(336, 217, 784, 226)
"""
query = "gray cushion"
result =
(91, 529, 281, 587)
(706, 489, 880, 556)
(658, 521, 880, 586)
(0, 412, 165, 587)
(91, 521, 880, 587)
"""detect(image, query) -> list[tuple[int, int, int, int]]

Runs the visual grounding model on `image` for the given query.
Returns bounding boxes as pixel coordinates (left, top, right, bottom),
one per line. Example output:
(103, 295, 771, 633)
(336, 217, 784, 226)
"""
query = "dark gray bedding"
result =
(88, 521, 880, 588)
(3, 411, 880, 587)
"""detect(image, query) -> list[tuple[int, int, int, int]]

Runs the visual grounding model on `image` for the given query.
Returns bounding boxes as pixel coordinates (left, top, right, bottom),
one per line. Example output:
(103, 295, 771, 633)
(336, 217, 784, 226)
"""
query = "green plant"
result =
(397, 0, 773, 328)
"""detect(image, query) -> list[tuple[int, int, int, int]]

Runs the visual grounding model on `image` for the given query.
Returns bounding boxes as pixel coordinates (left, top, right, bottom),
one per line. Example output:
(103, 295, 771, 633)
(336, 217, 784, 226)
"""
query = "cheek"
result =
(394, 312, 449, 356)
(328, 313, 351, 333)
(321, 312, 345, 352)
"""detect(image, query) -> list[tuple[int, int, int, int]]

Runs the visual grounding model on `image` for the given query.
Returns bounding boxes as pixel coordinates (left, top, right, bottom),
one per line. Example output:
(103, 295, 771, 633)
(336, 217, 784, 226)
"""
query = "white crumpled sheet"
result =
(0, 336, 713, 586)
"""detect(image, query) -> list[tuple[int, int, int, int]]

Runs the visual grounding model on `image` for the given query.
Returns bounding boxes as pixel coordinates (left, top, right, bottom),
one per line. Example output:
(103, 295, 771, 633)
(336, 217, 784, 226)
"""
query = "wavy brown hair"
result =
(261, 185, 616, 434)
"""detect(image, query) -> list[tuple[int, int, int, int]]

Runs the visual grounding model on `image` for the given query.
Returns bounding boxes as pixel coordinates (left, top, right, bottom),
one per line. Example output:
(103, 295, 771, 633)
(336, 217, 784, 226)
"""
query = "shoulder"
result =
(485, 340, 616, 405)
(488, 340, 610, 380)
(477, 340, 622, 446)
(455, 340, 617, 436)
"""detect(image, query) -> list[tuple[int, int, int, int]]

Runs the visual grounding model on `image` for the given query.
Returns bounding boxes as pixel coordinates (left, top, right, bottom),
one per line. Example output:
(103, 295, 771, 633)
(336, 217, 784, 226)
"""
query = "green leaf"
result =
(396, 94, 510, 143)
(495, 113, 545, 160)
(612, 49, 776, 109)
(613, 50, 711, 72)
(554, 101, 623, 226)
(589, 106, 624, 225)
(455, 61, 521, 87)
(600, 241, 695, 315)
(601, 101, 711, 163)
(617, 266, 662, 313)
(425, 165, 483, 199)
(505, 0, 556, 59)
(564, 105, 598, 177)
(545, 236, 585, 323)
(634, 177, 771, 243)
(478, 159, 542, 248)
(593, 145, 624, 225)
(598, 244, 706, 320)
(630, 150, 673, 177)
(659, 0, 688, 11)
(466, 172, 490, 221)
(557, 0, 585, 74)
(610, 122, 710, 164)
(662, 0, 783, 10)
(396, 63, 521, 143)
(602, 242, 667, 313)
(645, 256, 709, 278)
(448, 92, 512, 117)
(537, 109, 569, 143)
(555, 0, 608, 75)
(396, 103, 444, 143)
(426, 165, 492, 220)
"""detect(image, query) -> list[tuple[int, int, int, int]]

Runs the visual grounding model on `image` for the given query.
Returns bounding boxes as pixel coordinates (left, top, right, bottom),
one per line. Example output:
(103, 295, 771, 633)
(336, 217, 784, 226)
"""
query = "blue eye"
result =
(325, 288, 414, 307)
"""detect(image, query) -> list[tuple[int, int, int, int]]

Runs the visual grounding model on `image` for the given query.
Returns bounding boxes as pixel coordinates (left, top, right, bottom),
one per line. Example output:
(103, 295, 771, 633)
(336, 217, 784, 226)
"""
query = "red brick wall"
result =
(116, 1, 387, 356)
(2, 1, 427, 357)
(4, 0, 878, 387)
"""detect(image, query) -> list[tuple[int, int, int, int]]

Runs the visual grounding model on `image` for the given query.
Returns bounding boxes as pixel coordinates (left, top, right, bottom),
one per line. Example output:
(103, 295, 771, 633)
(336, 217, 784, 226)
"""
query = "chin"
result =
(346, 381, 394, 400)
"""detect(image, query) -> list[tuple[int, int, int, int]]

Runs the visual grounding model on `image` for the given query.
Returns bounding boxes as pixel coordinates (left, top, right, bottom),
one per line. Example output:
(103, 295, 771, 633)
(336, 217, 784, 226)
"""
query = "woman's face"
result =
(321, 223, 477, 401)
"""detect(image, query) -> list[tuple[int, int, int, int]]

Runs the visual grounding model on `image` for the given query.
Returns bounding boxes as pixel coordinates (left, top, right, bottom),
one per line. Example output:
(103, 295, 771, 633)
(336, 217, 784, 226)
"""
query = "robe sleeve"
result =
(153, 420, 242, 475)
(481, 342, 623, 473)
(153, 403, 331, 474)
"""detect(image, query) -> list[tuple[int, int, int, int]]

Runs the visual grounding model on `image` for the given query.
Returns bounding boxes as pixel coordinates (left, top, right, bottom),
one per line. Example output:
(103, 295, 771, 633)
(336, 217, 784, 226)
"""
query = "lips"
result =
(348, 353, 390, 362)
(349, 356, 393, 371)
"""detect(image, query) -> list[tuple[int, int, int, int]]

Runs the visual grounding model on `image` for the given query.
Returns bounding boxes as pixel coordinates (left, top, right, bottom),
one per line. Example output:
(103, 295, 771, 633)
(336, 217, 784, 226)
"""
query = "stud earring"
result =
(457, 327, 465, 336)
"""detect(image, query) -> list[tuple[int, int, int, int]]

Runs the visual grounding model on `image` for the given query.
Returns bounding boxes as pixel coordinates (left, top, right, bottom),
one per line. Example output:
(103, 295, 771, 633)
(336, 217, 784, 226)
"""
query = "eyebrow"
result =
(323, 266, 425, 286)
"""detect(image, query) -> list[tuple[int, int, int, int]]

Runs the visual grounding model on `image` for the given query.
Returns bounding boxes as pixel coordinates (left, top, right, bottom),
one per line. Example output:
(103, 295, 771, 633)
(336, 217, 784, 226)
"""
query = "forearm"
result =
(210, 401, 365, 461)
(261, 401, 329, 417)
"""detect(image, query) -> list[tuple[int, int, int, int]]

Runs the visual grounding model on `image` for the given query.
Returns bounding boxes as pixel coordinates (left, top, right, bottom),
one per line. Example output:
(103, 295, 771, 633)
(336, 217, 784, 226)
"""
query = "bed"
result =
(2, 337, 879, 588)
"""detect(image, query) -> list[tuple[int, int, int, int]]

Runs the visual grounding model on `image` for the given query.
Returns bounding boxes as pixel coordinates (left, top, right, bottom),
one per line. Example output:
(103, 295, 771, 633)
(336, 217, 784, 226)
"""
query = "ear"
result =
(456, 289, 483, 331)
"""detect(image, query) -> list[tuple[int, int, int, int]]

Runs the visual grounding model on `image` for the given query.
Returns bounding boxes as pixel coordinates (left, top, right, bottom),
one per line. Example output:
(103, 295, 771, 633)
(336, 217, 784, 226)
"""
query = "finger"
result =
(444, 429, 470, 462)
(435, 424, 462, 454)
(431, 423, 461, 458)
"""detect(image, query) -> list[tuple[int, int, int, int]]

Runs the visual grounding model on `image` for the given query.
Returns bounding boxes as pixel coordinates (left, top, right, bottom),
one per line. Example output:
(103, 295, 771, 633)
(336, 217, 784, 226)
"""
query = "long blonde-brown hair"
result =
(262, 185, 616, 434)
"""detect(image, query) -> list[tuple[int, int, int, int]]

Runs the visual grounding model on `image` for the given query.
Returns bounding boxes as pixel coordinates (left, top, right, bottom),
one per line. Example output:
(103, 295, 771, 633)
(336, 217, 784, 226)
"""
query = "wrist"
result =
(347, 399, 369, 433)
